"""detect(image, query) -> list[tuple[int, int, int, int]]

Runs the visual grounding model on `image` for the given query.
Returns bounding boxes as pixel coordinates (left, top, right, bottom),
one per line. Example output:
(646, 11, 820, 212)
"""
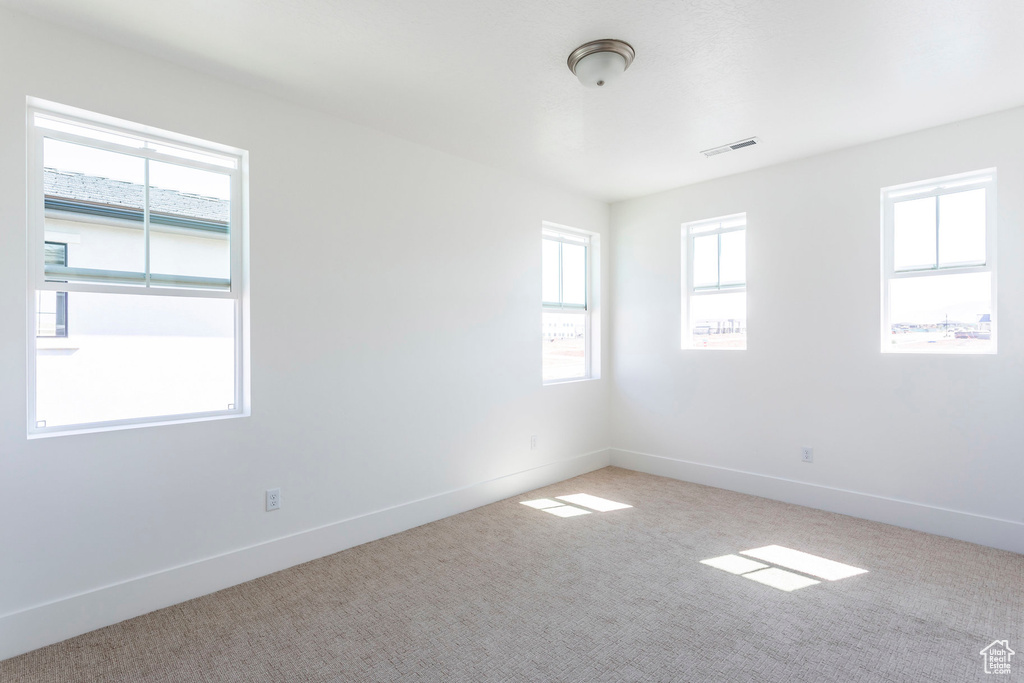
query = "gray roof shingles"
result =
(44, 168, 229, 223)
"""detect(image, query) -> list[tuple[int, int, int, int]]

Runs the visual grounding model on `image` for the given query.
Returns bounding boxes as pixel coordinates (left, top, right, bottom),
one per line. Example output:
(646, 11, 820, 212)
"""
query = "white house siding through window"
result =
(35, 165, 235, 429)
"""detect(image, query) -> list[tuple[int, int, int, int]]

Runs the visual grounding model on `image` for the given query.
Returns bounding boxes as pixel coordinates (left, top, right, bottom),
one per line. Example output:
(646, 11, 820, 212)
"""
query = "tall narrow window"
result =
(28, 101, 248, 435)
(882, 170, 996, 354)
(542, 226, 591, 382)
(683, 213, 746, 350)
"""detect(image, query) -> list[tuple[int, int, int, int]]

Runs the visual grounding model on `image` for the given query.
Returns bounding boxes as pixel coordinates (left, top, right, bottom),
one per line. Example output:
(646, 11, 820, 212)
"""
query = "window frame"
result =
(682, 213, 747, 350)
(542, 224, 593, 384)
(26, 100, 249, 437)
(880, 169, 997, 355)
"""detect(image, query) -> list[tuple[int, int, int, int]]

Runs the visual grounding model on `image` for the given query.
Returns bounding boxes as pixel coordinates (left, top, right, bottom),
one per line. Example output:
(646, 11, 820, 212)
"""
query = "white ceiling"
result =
(4, 0, 1024, 202)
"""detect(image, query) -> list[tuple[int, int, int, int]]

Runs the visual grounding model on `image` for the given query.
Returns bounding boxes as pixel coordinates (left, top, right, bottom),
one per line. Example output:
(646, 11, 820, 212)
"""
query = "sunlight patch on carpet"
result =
(742, 567, 821, 592)
(555, 493, 632, 512)
(700, 554, 769, 575)
(541, 505, 591, 517)
(740, 545, 868, 581)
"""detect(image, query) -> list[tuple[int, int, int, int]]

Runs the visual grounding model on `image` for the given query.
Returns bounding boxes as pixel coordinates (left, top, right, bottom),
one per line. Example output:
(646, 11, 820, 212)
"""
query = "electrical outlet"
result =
(530, 435, 538, 451)
(266, 488, 281, 511)
(801, 447, 814, 463)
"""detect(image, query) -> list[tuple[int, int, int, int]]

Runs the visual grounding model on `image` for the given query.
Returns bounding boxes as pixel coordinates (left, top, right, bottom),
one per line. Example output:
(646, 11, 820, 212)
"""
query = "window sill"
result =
(28, 410, 247, 439)
(882, 348, 997, 356)
(36, 340, 80, 351)
(543, 376, 597, 386)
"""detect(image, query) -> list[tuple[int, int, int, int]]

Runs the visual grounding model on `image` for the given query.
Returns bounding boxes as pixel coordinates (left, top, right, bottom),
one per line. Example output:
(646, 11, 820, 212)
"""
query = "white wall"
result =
(610, 107, 1024, 553)
(0, 8, 610, 658)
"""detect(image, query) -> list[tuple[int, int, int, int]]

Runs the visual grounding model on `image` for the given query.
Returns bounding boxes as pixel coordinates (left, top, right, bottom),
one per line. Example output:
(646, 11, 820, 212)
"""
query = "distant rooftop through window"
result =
(44, 169, 229, 225)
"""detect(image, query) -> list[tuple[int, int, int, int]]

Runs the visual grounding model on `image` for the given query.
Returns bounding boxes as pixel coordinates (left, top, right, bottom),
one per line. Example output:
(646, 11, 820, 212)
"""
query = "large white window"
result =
(28, 101, 248, 435)
(683, 213, 746, 350)
(882, 170, 996, 354)
(542, 225, 593, 382)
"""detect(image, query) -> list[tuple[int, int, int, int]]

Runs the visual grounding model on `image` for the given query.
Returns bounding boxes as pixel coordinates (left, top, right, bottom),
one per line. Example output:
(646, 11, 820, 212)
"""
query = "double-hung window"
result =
(683, 213, 746, 349)
(881, 169, 996, 354)
(542, 226, 591, 382)
(28, 101, 248, 435)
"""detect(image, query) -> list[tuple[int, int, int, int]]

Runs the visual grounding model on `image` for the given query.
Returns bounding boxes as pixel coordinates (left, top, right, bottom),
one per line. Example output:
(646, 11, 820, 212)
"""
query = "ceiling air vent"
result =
(700, 137, 760, 158)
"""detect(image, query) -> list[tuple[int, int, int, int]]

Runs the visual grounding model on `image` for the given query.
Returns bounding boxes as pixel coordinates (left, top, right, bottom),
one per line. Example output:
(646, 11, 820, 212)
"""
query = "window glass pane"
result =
(147, 143, 237, 169)
(542, 239, 560, 304)
(719, 230, 746, 286)
(893, 196, 936, 271)
(690, 292, 746, 349)
(36, 116, 144, 149)
(692, 234, 719, 288)
(148, 160, 231, 287)
(44, 138, 145, 279)
(688, 221, 721, 235)
(938, 189, 986, 267)
(542, 311, 586, 381)
(34, 116, 237, 168)
(45, 242, 68, 266)
(37, 291, 59, 337)
(55, 292, 68, 337)
(888, 272, 992, 353)
(36, 292, 235, 427)
(38, 243, 68, 337)
(561, 242, 586, 307)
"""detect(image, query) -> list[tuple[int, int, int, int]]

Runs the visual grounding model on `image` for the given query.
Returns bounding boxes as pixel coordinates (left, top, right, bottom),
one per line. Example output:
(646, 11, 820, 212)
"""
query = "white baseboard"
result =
(609, 448, 1023, 556)
(0, 449, 611, 661)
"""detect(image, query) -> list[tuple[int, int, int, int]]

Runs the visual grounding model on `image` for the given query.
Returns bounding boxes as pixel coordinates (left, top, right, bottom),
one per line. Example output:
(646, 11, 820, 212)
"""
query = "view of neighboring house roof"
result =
(978, 314, 991, 323)
(44, 169, 229, 224)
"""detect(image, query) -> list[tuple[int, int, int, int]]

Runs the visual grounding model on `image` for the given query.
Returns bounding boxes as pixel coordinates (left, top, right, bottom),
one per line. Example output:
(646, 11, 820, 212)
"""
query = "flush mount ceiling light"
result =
(567, 39, 635, 88)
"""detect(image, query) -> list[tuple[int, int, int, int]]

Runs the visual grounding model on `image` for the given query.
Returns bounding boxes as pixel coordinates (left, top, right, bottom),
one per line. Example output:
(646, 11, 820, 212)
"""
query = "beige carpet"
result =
(3, 466, 1022, 682)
